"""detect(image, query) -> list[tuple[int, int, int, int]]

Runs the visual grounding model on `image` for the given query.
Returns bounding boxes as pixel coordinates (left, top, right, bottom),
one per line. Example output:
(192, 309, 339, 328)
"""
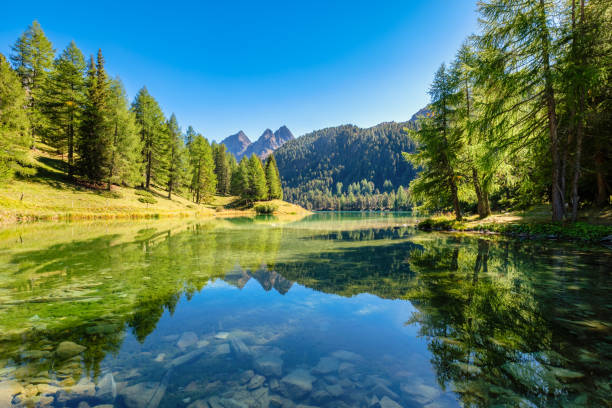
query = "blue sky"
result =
(1, 1, 478, 142)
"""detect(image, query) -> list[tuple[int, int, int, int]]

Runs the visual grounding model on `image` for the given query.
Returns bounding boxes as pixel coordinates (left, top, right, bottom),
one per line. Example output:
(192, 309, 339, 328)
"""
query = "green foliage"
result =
(264, 154, 283, 200)
(246, 155, 267, 201)
(254, 203, 278, 214)
(10, 20, 54, 145)
(230, 158, 250, 197)
(188, 135, 216, 203)
(213, 143, 231, 195)
(41, 41, 86, 173)
(275, 121, 417, 210)
(77, 50, 112, 183)
(0, 54, 31, 182)
(165, 113, 186, 198)
(131, 87, 167, 189)
(137, 196, 157, 204)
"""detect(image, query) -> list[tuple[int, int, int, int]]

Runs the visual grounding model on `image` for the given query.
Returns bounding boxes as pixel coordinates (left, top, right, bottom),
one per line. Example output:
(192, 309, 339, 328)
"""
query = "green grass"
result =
(417, 213, 612, 242)
(0, 143, 309, 224)
(254, 203, 278, 214)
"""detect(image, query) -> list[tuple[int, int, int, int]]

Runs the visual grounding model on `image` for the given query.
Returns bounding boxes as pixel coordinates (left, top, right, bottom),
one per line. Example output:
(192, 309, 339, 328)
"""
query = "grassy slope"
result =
(0, 144, 309, 224)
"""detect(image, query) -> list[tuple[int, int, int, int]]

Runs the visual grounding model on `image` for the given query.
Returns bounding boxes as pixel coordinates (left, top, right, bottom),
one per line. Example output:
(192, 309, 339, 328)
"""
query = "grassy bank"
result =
(0, 145, 309, 225)
(417, 207, 612, 243)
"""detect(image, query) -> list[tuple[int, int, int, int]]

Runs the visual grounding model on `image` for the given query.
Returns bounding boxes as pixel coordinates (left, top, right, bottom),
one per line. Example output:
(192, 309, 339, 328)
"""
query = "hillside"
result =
(221, 126, 295, 160)
(0, 145, 309, 224)
(274, 121, 418, 209)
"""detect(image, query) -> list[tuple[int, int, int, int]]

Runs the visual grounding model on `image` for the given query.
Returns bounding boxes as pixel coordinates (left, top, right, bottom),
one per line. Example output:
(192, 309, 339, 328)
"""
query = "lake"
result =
(0, 213, 610, 408)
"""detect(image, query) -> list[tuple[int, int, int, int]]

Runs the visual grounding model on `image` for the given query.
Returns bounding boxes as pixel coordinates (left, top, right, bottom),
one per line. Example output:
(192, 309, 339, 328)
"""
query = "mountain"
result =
(241, 126, 295, 159)
(274, 120, 418, 209)
(220, 131, 251, 158)
(222, 126, 295, 160)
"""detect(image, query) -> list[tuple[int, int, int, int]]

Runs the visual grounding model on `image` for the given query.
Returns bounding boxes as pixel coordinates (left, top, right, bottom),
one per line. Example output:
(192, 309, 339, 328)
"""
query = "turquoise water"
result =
(0, 213, 610, 407)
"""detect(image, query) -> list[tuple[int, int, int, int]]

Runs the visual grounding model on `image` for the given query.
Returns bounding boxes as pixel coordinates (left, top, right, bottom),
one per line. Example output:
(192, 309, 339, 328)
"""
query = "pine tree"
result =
(166, 113, 185, 199)
(0, 53, 30, 181)
(10, 21, 55, 146)
(246, 154, 268, 201)
(405, 64, 464, 220)
(213, 143, 231, 195)
(131, 87, 167, 189)
(264, 154, 283, 200)
(42, 41, 86, 175)
(77, 50, 112, 183)
(184, 125, 196, 148)
(107, 78, 142, 188)
(189, 135, 216, 203)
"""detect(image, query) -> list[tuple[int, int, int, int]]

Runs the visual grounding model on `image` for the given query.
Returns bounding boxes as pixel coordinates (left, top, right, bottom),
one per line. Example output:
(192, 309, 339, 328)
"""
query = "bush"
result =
(138, 196, 157, 204)
(135, 189, 154, 198)
(254, 203, 278, 215)
(98, 190, 122, 199)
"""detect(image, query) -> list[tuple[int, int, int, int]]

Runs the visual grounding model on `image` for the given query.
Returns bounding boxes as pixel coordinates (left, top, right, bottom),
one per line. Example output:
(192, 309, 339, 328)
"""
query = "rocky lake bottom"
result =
(0, 213, 610, 407)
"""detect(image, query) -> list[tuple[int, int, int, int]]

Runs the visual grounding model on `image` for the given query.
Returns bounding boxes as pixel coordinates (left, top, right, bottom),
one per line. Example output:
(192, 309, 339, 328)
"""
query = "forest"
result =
(0, 22, 283, 206)
(406, 0, 610, 221)
(275, 122, 417, 210)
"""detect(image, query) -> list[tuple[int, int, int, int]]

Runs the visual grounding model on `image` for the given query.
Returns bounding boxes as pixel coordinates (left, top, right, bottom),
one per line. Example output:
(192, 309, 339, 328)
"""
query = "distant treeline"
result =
(0, 21, 282, 204)
(406, 0, 611, 221)
(276, 122, 417, 210)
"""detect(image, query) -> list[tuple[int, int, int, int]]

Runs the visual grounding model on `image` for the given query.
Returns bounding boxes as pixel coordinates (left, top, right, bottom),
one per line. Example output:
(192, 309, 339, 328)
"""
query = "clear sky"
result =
(1, 0, 479, 142)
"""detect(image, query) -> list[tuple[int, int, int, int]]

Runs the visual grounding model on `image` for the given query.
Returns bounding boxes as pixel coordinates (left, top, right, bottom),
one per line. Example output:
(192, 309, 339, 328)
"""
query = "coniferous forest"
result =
(0, 21, 283, 205)
(406, 0, 610, 222)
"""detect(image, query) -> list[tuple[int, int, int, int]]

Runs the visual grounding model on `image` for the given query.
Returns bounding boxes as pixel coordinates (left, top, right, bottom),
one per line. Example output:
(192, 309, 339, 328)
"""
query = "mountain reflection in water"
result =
(0, 214, 610, 407)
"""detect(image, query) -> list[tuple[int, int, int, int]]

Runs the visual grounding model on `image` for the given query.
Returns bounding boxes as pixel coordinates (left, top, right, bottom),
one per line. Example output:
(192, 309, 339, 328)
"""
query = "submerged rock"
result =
(177, 332, 199, 349)
(312, 357, 340, 375)
(379, 396, 403, 408)
(247, 375, 266, 390)
(255, 353, 283, 377)
(168, 348, 207, 368)
(95, 372, 117, 400)
(401, 382, 440, 404)
(229, 335, 253, 359)
(281, 369, 315, 398)
(55, 341, 86, 360)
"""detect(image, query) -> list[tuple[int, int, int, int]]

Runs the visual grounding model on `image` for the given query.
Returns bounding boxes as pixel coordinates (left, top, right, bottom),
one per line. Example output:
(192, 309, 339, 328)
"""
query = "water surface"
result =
(0, 213, 610, 407)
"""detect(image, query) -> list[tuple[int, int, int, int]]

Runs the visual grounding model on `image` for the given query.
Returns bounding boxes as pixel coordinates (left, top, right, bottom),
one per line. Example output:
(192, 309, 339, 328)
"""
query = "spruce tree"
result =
(10, 21, 55, 146)
(0, 53, 30, 181)
(247, 154, 268, 201)
(131, 87, 167, 189)
(264, 154, 283, 200)
(77, 50, 112, 183)
(107, 78, 142, 188)
(166, 113, 185, 199)
(42, 41, 86, 174)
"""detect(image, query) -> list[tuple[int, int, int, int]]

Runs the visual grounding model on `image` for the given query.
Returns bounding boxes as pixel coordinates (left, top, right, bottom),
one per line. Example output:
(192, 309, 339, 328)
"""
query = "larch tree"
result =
(231, 157, 250, 197)
(264, 154, 283, 200)
(213, 143, 231, 195)
(42, 41, 86, 175)
(405, 64, 464, 220)
(166, 113, 186, 199)
(477, 0, 565, 221)
(246, 154, 268, 201)
(189, 135, 216, 203)
(107, 78, 142, 188)
(131, 87, 167, 189)
(77, 50, 112, 183)
(10, 20, 55, 147)
(0, 53, 31, 181)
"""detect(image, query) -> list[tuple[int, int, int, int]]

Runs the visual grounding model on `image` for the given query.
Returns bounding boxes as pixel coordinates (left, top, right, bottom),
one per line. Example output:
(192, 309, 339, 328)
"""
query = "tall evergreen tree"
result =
(42, 41, 86, 175)
(10, 21, 55, 146)
(131, 87, 167, 189)
(189, 135, 216, 203)
(166, 113, 185, 199)
(405, 64, 464, 220)
(264, 154, 283, 200)
(246, 154, 268, 201)
(231, 157, 250, 197)
(107, 78, 142, 188)
(213, 143, 231, 195)
(0, 53, 30, 181)
(77, 50, 111, 183)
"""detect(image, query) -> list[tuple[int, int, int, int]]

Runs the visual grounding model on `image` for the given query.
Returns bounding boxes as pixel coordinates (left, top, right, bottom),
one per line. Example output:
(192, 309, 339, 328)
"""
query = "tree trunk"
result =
(449, 173, 462, 221)
(146, 150, 152, 189)
(594, 152, 609, 206)
(472, 167, 489, 218)
(539, 0, 563, 221)
(168, 174, 173, 200)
